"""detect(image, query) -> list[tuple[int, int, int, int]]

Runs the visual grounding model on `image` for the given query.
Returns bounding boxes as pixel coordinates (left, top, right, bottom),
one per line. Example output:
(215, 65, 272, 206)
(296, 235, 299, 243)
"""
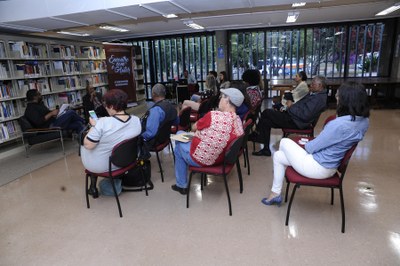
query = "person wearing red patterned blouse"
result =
(171, 88, 245, 195)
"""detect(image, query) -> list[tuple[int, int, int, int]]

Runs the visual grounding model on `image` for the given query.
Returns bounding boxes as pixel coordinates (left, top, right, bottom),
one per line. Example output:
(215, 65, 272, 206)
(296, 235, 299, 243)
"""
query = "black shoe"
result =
(87, 187, 99, 198)
(171, 184, 188, 195)
(252, 149, 271, 157)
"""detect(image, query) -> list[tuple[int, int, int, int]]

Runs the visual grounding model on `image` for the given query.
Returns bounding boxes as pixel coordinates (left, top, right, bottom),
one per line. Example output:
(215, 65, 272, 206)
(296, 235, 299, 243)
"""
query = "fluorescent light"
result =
(292, 2, 306, 8)
(99, 25, 129, 32)
(286, 12, 299, 23)
(335, 31, 345, 36)
(57, 31, 90, 37)
(184, 20, 204, 30)
(376, 3, 400, 16)
(163, 14, 178, 18)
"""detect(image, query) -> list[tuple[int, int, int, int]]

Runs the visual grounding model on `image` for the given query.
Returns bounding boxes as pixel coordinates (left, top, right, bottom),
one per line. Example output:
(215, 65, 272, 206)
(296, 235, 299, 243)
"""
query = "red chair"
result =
(149, 120, 175, 182)
(186, 135, 245, 216)
(281, 113, 322, 138)
(84, 137, 148, 218)
(284, 144, 358, 233)
(171, 107, 192, 134)
(241, 119, 253, 175)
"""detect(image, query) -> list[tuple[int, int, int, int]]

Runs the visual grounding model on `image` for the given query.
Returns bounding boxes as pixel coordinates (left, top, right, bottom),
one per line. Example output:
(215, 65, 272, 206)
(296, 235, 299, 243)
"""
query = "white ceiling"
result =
(0, 0, 399, 42)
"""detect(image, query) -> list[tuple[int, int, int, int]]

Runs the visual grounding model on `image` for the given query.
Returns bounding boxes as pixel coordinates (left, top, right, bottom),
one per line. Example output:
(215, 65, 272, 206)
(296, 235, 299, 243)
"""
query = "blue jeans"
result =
(52, 110, 85, 133)
(174, 131, 200, 188)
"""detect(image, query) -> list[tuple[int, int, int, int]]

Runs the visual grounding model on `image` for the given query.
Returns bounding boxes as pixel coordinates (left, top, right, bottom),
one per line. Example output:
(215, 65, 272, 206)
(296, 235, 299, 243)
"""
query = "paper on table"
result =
(170, 132, 195, 143)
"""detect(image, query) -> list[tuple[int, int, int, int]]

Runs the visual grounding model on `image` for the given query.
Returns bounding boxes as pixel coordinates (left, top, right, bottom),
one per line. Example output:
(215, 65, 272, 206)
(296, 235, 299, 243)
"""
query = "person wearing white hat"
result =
(171, 88, 245, 195)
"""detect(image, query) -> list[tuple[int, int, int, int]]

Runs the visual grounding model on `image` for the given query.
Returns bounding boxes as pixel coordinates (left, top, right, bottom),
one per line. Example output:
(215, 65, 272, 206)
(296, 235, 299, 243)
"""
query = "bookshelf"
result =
(0, 34, 109, 145)
(133, 46, 145, 101)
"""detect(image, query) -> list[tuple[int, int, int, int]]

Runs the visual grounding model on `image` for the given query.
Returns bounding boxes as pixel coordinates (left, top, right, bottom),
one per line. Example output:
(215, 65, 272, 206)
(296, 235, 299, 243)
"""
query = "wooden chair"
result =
(18, 116, 64, 157)
(186, 135, 245, 216)
(84, 137, 148, 217)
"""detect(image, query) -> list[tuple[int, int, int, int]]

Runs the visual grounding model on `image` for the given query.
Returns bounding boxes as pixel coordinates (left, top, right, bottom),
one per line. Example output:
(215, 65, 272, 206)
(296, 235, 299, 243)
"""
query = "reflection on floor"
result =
(0, 109, 399, 265)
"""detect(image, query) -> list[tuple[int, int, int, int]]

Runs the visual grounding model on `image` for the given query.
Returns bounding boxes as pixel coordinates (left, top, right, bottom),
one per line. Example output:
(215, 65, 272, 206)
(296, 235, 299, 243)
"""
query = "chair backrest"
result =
(110, 137, 139, 168)
(337, 144, 358, 176)
(18, 116, 33, 132)
(154, 119, 175, 145)
(224, 135, 245, 165)
(179, 107, 192, 128)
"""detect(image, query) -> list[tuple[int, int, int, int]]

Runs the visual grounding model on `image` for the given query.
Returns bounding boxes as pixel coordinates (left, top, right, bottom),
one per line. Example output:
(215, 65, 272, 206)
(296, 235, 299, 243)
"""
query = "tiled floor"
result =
(0, 109, 399, 265)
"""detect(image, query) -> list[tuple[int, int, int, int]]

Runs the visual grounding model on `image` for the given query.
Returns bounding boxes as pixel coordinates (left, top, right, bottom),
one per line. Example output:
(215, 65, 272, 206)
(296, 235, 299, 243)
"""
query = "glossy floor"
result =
(0, 110, 399, 265)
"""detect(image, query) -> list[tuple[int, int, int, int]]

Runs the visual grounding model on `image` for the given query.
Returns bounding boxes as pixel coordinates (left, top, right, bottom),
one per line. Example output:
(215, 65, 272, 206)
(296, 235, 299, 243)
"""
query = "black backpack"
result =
(122, 159, 154, 191)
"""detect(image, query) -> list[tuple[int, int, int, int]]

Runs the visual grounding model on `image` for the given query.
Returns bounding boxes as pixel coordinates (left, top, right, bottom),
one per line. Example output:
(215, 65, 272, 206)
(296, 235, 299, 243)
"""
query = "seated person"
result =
(80, 89, 142, 198)
(171, 88, 245, 195)
(181, 74, 216, 111)
(273, 71, 309, 111)
(229, 81, 252, 121)
(218, 71, 231, 90)
(180, 69, 197, 84)
(261, 81, 370, 205)
(251, 76, 328, 157)
(24, 89, 85, 134)
(142, 83, 178, 147)
(82, 80, 108, 120)
(242, 69, 263, 109)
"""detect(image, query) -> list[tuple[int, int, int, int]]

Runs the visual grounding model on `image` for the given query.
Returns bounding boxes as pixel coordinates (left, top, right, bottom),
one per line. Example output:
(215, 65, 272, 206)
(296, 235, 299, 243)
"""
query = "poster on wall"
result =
(104, 44, 136, 102)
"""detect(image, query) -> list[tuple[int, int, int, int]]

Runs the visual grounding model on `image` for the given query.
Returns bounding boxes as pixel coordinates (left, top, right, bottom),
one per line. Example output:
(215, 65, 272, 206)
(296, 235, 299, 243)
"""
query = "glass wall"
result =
(131, 33, 215, 96)
(229, 20, 390, 80)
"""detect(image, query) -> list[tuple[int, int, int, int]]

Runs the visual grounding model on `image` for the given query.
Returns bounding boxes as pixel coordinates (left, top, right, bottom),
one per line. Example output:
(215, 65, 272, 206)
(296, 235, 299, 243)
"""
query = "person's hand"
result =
(89, 117, 97, 127)
(286, 100, 293, 108)
(51, 109, 59, 116)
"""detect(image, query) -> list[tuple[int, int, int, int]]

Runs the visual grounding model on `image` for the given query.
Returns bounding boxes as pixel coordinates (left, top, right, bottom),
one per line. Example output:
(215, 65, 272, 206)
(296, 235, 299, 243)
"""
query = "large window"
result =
(229, 20, 390, 80)
(131, 33, 215, 97)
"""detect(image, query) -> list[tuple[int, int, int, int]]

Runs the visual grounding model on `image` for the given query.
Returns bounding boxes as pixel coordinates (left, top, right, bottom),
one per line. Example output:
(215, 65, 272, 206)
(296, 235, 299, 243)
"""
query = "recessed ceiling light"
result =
(286, 12, 299, 23)
(292, 2, 306, 8)
(376, 3, 400, 16)
(99, 25, 129, 32)
(163, 14, 177, 18)
(57, 31, 90, 37)
(335, 31, 345, 36)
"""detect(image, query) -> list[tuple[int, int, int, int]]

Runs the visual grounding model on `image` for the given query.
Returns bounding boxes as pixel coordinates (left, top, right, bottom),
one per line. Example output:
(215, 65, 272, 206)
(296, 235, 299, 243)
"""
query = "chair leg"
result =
(140, 167, 149, 196)
(223, 174, 233, 216)
(236, 160, 243, 193)
(155, 151, 164, 182)
(331, 187, 334, 205)
(285, 181, 290, 203)
(85, 173, 90, 208)
(285, 184, 299, 226)
(59, 132, 65, 155)
(186, 172, 194, 208)
(170, 141, 175, 162)
(339, 187, 346, 233)
(110, 178, 123, 217)
(245, 144, 250, 175)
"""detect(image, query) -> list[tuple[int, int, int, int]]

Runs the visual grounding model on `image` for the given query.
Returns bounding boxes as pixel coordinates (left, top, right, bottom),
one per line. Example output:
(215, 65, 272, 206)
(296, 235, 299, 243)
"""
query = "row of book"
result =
(14, 61, 51, 77)
(0, 101, 22, 120)
(0, 43, 5, 58)
(0, 82, 21, 99)
(0, 62, 8, 78)
(0, 120, 20, 142)
(51, 45, 77, 58)
(81, 46, 104, 59)
(9, 41, 48, 58)
(55, 76, 81, 90)
(86, 74, 108, 86)
(53, 60, 81, 75)
(81, 60, 107, 72)
(17, 79, 51, 94)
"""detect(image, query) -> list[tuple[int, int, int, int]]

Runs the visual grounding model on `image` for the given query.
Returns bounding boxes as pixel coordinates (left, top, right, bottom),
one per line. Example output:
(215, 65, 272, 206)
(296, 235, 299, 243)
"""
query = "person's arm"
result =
(305, 120, 347, 153)
(288, 92, 326, 122)
(142, 107, 165, 141)
(83, 117, 100, 150)
(45, 109, 59, 121)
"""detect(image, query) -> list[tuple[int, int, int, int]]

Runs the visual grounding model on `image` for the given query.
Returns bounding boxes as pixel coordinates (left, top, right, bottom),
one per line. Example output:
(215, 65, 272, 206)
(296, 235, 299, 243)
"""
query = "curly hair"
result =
(102, 89, 128, 112)
(242, 69, 261, 86)
(336, 81, 370, 120)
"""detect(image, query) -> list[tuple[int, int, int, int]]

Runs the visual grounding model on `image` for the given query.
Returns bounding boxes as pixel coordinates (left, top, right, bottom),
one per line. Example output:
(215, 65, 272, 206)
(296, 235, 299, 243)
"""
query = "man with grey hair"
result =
(141, 83, 178, 143)
(252, 76, 328, 157)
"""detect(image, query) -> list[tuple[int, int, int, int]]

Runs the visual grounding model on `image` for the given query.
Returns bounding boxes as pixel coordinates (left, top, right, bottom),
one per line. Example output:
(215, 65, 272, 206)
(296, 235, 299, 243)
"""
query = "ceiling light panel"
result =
(57, 31, 90, 37)
(375, 3, 400, 16)
(292, 2, 306, 8)
(99, 25, 129, 32)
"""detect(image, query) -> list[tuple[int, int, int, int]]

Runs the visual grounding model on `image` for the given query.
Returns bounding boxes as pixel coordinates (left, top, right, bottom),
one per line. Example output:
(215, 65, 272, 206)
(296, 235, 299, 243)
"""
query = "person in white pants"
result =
(262, 81, 370, 206)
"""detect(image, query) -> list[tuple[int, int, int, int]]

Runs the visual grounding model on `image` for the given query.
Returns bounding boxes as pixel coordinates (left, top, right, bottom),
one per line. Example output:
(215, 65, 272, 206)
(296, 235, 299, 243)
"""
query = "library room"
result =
(0, 0, 399, 265)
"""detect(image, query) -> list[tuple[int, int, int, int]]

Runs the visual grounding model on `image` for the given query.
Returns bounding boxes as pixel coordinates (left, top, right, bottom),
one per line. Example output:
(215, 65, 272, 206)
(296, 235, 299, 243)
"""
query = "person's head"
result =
(219, 71, 228, 82)
(205, 74, 216, 90)
(336, 81, 370, 120)
(242, 69, 261, 86)
(209, 70, 217, 78)
(26, 89, 42, 103)
(309, 76, 326, 93)
(183, 69, 189, 78)
(229, 80, 252, 108)
(219, 88, 244, 111)
(102, 89, 128, 113)
(294, 71, 307, 83)
(151, 83, 166, 101)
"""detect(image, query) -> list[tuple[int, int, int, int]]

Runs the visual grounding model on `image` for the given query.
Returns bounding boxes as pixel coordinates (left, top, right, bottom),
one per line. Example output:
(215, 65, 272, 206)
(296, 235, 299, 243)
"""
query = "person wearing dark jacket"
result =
(82, 81, 108, 120)
(251, 76, 328, 157)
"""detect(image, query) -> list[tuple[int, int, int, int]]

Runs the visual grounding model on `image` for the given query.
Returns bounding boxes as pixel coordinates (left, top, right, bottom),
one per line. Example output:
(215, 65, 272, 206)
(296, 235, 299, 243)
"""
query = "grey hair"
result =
(313, 76, 327, 89)
(206, 74, 216, 91)
(152, 83, 166, 97)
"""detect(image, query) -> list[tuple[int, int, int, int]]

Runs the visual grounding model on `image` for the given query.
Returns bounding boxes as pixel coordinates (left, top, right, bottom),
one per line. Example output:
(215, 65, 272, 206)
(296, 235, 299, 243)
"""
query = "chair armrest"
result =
(25, 127, 62, 133)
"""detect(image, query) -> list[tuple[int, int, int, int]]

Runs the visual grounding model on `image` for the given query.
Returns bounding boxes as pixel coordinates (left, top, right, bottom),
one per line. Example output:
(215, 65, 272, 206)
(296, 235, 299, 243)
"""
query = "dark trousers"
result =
(53, 110, 86, 133)
(256, 109, 299, 150)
